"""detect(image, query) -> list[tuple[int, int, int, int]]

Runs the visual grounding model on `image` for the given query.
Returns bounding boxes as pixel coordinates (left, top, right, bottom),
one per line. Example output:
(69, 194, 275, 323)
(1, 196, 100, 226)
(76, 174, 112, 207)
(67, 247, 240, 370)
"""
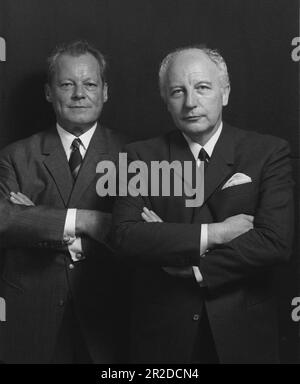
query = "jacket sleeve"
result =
(0, 150, 67, 249)
(198, 140, 294, 290)
(112, 146, 202, 267)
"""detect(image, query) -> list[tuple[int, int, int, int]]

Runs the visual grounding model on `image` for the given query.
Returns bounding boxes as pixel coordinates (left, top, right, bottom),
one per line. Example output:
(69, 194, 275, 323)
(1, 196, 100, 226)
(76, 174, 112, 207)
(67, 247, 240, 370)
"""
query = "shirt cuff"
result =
(69, 237, 85, 262)
(193, 224, 208, 283)
(64, 209, 85, 262)
(64, 208, 77, 243)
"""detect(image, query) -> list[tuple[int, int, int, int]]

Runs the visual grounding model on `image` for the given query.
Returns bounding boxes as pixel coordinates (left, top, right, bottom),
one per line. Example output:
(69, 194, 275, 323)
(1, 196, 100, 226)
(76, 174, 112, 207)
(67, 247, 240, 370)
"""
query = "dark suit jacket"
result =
(0, 124, 128, 363)
(112, 123, 294, 363)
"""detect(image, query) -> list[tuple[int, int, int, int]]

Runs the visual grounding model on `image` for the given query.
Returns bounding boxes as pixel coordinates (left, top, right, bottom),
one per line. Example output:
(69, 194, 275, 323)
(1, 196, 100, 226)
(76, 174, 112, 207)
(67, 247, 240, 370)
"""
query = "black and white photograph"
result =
(0, 0, 299, 368)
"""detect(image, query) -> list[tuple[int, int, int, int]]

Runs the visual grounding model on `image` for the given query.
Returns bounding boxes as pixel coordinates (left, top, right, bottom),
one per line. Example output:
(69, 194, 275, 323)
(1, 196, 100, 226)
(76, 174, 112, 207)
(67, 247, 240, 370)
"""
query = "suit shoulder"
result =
(0, 131, 45, 160)
(123, 133, 170, 156)
(228, 125, 290, 153)
(101, 126, 131, 148)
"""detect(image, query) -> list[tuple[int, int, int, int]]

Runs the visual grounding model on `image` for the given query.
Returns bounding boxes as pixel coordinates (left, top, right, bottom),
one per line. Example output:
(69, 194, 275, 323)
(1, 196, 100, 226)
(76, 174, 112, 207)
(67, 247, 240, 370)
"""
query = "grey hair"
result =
(158, 45, 230, 101)
(46, 40, 108, 84)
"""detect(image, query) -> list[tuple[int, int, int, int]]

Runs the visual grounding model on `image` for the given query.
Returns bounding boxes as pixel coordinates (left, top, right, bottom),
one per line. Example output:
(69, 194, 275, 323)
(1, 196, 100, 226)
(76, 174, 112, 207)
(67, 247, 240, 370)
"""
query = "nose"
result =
(184, 90, 197, 109)
(72, 84, 86, 99)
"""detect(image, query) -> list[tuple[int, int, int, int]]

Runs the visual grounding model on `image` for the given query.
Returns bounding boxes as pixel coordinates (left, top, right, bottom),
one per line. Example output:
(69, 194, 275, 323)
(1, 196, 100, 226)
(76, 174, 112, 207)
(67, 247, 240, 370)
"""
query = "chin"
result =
(67, 116, 94, 125)
(181, 124, 210, 136)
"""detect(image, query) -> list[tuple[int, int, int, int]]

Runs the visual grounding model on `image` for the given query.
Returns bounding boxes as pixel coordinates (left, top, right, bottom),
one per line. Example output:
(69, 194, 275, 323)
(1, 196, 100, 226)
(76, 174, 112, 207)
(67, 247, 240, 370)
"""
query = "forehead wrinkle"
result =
(55, 54, 101, 82)
(168, 69, 212, 89)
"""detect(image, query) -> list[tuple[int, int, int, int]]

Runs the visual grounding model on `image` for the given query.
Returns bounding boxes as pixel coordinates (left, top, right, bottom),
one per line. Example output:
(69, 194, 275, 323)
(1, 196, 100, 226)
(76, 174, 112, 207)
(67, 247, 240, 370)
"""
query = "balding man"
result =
(112, 46, 294, 363)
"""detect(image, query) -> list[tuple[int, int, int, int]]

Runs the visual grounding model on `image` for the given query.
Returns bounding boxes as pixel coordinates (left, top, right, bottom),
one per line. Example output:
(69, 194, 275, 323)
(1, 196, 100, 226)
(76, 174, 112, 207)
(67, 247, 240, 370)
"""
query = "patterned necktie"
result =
(198, 147, 210, 167)
(197, 148, 210, 206)
(69, 138, 82, 180)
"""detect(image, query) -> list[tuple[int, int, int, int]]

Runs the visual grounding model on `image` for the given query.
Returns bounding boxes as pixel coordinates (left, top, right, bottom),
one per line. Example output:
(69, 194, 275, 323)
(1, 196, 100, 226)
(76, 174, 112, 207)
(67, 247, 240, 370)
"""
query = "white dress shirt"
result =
(182, 122, 223, 282)
(57, 123, 97, 261)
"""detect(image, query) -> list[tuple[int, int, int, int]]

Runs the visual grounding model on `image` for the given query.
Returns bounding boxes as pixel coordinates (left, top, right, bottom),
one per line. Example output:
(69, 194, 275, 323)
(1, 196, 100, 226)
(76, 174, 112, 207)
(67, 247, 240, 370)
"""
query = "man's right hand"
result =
(208, 214, 254, 248)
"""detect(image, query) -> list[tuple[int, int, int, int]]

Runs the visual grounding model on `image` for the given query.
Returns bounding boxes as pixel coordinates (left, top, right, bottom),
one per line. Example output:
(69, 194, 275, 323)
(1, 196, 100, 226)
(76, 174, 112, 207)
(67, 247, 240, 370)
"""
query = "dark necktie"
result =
(69, 138, 82, 180)
(198, 148, 210, 168)
(197, 148, 210, 206)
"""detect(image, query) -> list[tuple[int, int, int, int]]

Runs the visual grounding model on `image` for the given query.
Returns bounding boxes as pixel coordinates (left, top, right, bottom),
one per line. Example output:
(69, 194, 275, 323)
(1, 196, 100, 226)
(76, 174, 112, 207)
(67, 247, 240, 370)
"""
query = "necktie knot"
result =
(198, 148, 209, 163)
(71, 138, 82, 151)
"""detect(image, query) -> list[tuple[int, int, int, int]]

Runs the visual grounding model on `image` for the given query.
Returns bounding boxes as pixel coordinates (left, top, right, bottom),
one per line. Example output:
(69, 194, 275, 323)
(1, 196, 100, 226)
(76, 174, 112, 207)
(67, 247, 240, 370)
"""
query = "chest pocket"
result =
(208, 182, 258, 222)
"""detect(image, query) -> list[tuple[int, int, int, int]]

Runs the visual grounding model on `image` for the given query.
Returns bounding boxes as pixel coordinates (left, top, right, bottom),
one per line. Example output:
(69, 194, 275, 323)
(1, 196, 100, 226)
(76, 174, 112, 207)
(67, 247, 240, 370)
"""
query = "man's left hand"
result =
(10, 192, 35, 206)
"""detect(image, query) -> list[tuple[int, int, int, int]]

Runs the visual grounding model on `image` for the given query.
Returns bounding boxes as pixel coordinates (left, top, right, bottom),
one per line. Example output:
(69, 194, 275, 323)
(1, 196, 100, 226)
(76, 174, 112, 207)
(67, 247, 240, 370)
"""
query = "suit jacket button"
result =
(193, 314, 200, 321)
(69, 263, 75, 270)
(58, 300, 65, 307)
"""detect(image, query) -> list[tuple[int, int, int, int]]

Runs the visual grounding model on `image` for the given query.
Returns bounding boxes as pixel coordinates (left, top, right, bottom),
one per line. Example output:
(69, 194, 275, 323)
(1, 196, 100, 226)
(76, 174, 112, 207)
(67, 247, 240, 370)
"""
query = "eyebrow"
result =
(168, 80, 213, 88)
(194, 80, 212, 86)
(57, 76, 99, 82)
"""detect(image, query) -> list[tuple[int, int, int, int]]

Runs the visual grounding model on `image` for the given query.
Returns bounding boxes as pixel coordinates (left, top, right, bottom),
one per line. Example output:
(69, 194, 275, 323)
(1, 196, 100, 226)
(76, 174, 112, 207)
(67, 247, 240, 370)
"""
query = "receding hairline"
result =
(159, 47, 230, 100)
(46, 40, 108, 85)
(53, 51, 102, 72)
(166, 48, 221, 74)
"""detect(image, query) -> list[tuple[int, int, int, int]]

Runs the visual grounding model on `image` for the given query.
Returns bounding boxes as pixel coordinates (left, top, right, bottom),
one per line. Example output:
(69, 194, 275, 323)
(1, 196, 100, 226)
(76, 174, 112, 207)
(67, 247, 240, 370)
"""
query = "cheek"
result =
(205, 96, 223, 114)
(55, 95, 69, 108)
(167, 101, 182, 116)
(90, 93, 104, 106)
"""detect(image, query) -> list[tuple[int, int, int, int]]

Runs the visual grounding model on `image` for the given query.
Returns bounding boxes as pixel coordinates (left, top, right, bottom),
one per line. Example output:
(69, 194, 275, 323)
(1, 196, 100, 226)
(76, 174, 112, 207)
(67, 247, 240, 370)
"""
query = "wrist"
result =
(207, 222, 223, 247)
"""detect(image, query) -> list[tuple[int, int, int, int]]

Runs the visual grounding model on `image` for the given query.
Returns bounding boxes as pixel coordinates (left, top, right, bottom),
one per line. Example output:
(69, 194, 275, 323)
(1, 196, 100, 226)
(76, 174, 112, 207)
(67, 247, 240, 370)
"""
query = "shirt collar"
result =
(182, 122, 223, 160)
(56, 122, 97, 154)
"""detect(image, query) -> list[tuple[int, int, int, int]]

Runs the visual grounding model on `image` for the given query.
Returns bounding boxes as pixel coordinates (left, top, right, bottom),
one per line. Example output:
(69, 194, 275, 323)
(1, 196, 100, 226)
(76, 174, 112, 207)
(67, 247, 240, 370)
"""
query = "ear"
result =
(45, 84, 52, 103)
(103, 83, 108, 103)
(222, 85, 230, 106)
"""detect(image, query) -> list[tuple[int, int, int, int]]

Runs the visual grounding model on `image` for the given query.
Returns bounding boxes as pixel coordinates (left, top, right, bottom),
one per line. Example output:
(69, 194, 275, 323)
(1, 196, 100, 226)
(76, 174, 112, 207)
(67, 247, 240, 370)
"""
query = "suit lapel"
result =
(168, 124, 235, 221)
(169, 130, 197, 223)
(68, 125, 113, 206)
(203, 123, 235, 204)
(42, 129, 73, 206)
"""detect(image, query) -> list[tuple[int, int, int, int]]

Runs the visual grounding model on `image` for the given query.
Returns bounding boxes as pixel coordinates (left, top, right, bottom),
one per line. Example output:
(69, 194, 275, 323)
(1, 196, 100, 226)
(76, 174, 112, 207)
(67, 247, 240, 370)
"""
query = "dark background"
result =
(0, 0, 299, 363)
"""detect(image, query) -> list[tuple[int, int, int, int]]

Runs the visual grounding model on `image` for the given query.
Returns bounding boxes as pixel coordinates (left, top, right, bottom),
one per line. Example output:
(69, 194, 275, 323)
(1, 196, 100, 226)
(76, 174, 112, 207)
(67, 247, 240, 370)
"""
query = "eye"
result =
(196, 84, 210, 92)
(84, 82, 98, 90)
(60, 82, 73, 89)
(170, 88, 184, 97)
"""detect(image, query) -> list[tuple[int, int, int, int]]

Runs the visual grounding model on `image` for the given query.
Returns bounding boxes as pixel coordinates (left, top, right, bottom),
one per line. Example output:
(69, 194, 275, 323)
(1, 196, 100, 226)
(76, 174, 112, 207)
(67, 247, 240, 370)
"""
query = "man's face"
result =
(45, 53, 108, 135)
(164, 50, 230, 144)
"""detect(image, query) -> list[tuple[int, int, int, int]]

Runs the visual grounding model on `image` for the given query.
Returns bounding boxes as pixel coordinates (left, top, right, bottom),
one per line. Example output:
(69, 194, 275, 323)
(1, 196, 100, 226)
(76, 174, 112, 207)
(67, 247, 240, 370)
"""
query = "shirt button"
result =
(58, 300, 65, 307)
(193, 314, 200, 321)
(69, 263, 75, 270)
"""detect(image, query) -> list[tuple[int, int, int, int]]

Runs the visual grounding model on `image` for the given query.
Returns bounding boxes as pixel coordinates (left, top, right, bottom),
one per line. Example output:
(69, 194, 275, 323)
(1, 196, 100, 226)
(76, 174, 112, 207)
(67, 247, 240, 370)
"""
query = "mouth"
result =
(69, 106, 90, 109)
(182, 115, 203, 122)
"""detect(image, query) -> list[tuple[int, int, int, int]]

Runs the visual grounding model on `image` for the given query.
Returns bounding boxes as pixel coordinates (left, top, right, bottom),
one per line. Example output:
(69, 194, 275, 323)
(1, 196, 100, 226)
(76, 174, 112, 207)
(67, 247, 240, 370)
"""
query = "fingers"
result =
(16, 192, 35, 206)
(9, 192, 35, 206)
(243, 214, 254, 223)
(141, 207, 163, 222)
(10, 192, 25, 204)
(242, 215, 254, 229)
